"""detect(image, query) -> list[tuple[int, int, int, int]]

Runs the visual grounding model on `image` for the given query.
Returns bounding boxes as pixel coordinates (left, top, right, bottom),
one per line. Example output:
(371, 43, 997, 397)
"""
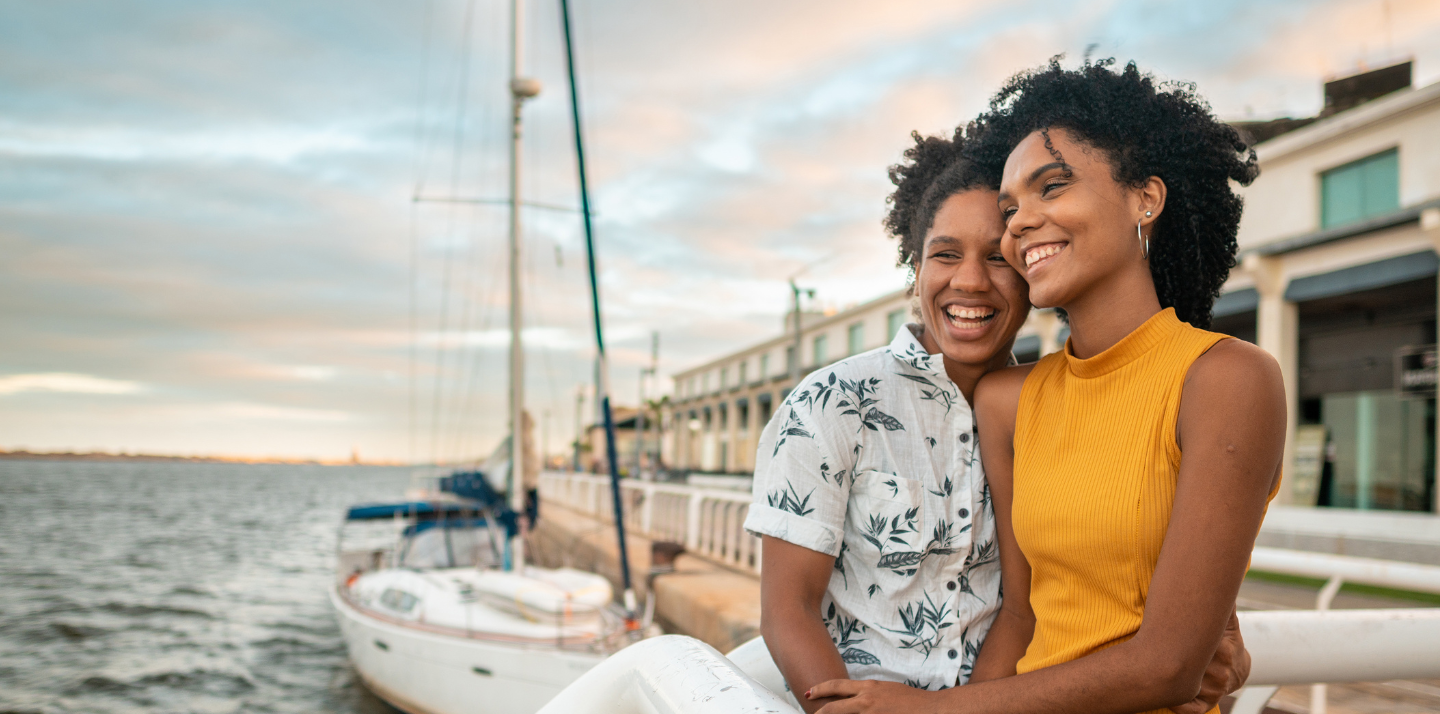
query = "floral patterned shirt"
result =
(744, 324, 1001, 691)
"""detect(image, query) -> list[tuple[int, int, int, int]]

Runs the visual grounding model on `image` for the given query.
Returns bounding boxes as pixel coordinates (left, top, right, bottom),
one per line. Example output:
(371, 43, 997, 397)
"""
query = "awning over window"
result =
(1286, 250, 1439, 303)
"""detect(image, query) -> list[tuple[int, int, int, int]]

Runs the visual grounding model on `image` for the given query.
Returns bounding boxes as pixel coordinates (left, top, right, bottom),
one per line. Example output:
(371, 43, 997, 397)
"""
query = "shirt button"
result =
(948, 649, 958, 659)
(946, 581, 956, 591)
(959, 432, 970, 443)
(957, 508, 969, 518)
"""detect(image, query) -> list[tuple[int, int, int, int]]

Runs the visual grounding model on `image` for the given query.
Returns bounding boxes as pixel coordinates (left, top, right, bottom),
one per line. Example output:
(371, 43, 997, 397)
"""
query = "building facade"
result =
(1214, 64, 1440, 515)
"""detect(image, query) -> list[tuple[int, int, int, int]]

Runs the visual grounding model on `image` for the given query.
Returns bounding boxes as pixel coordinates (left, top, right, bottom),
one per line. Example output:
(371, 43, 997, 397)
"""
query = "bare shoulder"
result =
(975, 363, 1036, 423)
(1185, 337, 1283, 398)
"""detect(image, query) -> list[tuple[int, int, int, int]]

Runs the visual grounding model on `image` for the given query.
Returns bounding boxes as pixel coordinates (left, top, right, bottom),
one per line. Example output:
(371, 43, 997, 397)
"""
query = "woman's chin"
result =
(937, 338, 1007, 370)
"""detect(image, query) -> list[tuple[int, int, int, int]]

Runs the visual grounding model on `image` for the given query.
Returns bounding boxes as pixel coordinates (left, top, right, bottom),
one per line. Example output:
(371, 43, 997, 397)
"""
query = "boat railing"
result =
(539, 471, 762, 574)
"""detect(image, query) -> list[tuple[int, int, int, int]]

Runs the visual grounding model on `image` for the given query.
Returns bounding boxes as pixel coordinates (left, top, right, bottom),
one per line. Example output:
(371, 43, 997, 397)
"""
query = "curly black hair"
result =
(883, 126, 994, 283)
(964, 57, 1259, 329)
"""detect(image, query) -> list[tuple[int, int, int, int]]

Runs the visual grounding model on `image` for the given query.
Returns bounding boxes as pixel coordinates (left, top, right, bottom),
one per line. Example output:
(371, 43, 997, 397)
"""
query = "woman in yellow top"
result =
(807, 59, 1285, 713)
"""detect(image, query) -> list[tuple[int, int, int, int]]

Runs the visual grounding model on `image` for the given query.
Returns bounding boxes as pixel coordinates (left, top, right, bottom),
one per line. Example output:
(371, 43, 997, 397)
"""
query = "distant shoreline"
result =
(0, 450, 407, 466)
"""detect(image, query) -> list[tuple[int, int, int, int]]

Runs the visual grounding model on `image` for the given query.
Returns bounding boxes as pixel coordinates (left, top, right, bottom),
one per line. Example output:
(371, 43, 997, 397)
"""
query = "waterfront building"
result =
(668, 61, 1440, 539)
(1216, 61, 1439, 519)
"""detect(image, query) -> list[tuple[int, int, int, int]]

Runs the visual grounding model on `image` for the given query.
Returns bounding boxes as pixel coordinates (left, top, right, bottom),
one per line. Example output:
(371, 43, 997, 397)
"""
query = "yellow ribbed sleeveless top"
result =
(1012, 309, 1228, 711)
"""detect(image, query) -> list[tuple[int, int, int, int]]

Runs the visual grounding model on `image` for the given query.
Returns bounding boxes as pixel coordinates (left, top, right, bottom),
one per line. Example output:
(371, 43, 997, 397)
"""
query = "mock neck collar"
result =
(1063, 308, 1183, 378)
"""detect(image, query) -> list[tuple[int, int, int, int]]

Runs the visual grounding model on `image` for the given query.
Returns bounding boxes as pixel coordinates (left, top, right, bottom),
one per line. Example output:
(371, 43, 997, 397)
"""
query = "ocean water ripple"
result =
(0, 461, 409, 714)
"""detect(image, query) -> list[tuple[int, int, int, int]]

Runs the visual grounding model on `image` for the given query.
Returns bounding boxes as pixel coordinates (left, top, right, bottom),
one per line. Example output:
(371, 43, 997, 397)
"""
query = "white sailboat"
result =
(329, 0, 653, 710)
(330, 471, 640, 714)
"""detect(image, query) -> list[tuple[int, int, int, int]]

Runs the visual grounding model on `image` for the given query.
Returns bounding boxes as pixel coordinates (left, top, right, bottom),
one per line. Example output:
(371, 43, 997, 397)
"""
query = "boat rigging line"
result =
(558, 0, 637, 624)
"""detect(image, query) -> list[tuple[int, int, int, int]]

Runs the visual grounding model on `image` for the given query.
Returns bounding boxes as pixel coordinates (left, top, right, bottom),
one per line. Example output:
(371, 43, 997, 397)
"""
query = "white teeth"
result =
(944, 306, 995, 329)
(1024, 244, 1064, 268)
(945, 307, 994, 320)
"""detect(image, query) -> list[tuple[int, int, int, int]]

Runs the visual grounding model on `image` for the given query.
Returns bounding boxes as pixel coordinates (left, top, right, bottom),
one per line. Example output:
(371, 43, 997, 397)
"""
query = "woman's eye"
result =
(1001, 207, 1017, 221)
(1041, 180, 1066, 195)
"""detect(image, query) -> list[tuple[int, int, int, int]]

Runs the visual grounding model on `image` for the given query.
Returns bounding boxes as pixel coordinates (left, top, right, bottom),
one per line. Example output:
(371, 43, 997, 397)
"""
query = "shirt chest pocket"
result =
(847, 470, 926, 556)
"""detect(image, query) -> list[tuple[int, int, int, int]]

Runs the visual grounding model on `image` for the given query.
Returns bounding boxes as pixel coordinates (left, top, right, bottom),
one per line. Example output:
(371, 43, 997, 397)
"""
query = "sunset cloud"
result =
(2, 0, 1438, 460)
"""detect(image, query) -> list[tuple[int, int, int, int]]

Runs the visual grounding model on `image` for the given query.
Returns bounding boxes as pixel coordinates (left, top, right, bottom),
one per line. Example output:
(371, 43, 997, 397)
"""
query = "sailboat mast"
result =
(559, 0, 637, 620)
(507, 0, 540, 567)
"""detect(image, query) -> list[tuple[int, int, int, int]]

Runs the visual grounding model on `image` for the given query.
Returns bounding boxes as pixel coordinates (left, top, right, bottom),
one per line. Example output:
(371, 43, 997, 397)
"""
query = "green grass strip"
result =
(1246, 569, 1440, 606)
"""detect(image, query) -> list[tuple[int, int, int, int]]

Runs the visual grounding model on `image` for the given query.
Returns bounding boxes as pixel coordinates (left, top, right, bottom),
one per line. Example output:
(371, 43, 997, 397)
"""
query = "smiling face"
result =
(915, 189, 1030, 371)
(996, 128, 1163, 311)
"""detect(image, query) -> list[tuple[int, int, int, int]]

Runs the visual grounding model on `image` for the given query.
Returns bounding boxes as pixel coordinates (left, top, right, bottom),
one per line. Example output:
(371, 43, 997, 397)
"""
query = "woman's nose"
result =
(1007, 202, 1042, 236)
(951, 256, 989, 293)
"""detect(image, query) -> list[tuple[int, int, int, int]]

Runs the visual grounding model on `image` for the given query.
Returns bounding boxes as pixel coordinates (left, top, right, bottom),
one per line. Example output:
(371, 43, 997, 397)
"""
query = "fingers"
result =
(807, 679, 861, 701)
(815, 700, 864, 714)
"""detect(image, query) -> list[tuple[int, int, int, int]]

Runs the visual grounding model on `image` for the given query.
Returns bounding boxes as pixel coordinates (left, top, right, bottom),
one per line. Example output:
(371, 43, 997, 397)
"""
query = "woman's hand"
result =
(808, 679, 943, 714)
(1169, 608, 1251, 714)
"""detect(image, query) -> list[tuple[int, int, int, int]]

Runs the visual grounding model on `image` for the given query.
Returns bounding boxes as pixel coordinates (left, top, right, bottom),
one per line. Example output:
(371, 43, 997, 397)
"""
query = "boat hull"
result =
(330, 586, 607, 714)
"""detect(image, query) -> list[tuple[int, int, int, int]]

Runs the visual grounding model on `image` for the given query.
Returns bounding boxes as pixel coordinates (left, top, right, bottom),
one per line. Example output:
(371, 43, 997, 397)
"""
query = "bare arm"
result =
(968, 365, 1035, 684)
(762, 535, 850, 714)
(812, 340, 1283, 714)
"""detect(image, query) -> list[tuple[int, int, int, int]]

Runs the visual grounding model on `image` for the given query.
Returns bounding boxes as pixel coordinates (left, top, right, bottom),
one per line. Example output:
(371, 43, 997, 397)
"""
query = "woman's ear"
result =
(1138, 176, 1167, 228)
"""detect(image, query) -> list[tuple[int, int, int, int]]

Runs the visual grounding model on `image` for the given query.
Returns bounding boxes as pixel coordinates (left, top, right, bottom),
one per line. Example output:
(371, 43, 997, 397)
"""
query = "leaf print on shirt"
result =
(825, 602, 881, 666)
(965, 537, 998, 570)
(859, 506, 920, 555)
(834, 541, 849, 588)
(958, 626, 984, 679)
(767, 481, 815, 517)
(883, 592, 954, 660)
(818, 461, 848, 487)
(875, 519, 968, 574)
(892, 372, 956, 415)
(771, 409, 814, 456)
(798, 372, 905, 434)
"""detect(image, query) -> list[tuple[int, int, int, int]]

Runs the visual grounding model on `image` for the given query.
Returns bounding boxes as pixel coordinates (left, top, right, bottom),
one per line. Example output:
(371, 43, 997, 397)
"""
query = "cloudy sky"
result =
(3, 0, 1438, 463)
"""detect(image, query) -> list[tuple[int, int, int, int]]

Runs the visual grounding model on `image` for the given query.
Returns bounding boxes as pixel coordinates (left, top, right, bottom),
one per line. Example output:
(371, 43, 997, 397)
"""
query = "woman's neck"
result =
(1062, 268, 1163, 359)
(944, 353, 1010, 408)
(915, 324, 1012, 407)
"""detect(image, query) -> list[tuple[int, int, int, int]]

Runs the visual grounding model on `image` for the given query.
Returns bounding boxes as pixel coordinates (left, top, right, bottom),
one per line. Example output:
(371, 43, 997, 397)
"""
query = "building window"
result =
(689, 377, 696, 398)
(1315, 391, 1432, 511)
(813, 334, 828, 366)
(738, 360, 747, 386)
(760, 353, 769, 380)
(1321, 148, 1398, 229)
(847, 322, 864, 356)
(758, 392, 774, 426)
(886, 308, 905, 340)
(718, 402, 728, 431)
(703, 406, 712, 431)
(785, 346, 795, 374)
(702, 373, 709, 394)
(720, 367, 728, 391)
(737, 400, 750, 432)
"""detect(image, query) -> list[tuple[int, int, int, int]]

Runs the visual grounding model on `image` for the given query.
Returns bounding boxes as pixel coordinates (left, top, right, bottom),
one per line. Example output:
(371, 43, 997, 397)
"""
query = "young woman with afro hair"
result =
(805, 59, 1282, 714)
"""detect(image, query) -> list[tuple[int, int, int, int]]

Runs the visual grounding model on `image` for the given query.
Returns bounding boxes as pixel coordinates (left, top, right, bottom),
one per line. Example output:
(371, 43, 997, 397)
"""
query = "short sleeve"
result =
(743, 373, 860, 557)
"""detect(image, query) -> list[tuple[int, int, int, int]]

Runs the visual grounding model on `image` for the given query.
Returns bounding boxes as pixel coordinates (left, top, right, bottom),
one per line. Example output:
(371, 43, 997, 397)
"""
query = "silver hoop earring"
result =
(1136, 218, 1149, 260)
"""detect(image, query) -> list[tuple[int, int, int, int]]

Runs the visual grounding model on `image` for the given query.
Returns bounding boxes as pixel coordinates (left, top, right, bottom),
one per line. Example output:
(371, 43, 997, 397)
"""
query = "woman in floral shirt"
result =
(744, 125, 1247, 713)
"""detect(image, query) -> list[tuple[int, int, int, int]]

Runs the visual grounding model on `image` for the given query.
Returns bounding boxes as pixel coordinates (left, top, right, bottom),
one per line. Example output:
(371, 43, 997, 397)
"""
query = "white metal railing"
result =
(539, 471, 762, 574)
(1240, 547, 1440, 714)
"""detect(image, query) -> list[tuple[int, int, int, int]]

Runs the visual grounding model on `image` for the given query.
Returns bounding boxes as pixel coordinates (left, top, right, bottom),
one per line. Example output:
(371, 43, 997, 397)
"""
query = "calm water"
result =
(0, 460, 413, 714)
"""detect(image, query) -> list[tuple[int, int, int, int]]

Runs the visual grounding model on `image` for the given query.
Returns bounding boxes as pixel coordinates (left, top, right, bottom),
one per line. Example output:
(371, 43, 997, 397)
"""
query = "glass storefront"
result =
(1317, 390, 1435, 511)
(1294, 276, 1437, 513)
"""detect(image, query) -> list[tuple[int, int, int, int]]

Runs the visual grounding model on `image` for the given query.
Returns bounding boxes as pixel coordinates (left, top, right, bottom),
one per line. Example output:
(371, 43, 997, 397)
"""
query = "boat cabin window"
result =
(398, 523, 502, 570)
(379, 588, 419, 613)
